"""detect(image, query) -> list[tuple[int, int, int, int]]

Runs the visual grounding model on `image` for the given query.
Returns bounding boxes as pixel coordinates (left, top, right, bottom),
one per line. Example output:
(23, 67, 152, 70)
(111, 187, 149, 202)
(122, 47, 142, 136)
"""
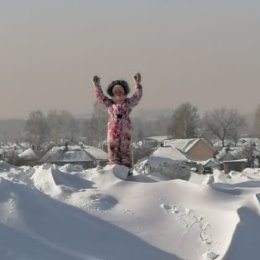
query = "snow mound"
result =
(0, 176, 179, 260)
(0, 161, 20, 172)
(1, 163, 260, 260)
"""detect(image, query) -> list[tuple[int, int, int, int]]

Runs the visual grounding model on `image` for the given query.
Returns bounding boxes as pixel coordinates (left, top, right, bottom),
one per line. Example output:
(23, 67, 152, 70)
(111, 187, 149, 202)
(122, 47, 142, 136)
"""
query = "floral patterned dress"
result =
(95, 84, 142, 167)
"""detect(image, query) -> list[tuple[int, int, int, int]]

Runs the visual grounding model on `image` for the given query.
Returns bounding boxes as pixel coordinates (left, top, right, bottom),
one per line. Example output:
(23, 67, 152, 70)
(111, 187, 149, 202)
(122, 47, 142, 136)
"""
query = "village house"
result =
(222, 159, 248, 174)
(142, 136, 171, 149)
(18, 147, 38, 166)
(82, 145, 108, 167)
(136, 145, 190, 180)
(215, 137, 260, 173)
(40, 144, 108, 169)
(164, 138, 215, 161)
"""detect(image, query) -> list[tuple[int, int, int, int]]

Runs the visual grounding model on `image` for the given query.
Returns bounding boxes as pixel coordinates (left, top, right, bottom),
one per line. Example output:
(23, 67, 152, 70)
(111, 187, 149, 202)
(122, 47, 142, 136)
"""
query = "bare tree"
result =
(203, 108, 245, 147)
(168, 103, 200, 138)
(46, 110, 62, 144)
(132, 115, 170, 140)
(46, 110, 79, 144)
(254, 104, 260, 137)
(85, 101, 108, 146)
(58, 110, 79, 142)
(25, 110, 50, 150)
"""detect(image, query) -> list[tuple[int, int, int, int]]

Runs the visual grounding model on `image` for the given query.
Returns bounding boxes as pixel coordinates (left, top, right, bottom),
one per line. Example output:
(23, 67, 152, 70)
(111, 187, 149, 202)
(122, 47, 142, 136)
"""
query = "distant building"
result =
(164, 138, 215, 161)
(222, 159, 248, 174)
(18, 147, 38, 166)
(41, 144, 108, 169)
(41, 145, 94, 168)
(136, 146, 190, 180)
(202, 158, 221, 174)
(142, 136, 171, 149)
(216, 137, 260, 168)
(82, 145, 108, 167)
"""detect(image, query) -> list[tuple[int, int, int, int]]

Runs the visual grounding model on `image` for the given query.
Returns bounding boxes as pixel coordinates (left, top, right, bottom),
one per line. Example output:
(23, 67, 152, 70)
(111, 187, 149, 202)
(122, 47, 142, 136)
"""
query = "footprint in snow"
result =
(86, 193, 118, 211)
(161, 203, 219, 259)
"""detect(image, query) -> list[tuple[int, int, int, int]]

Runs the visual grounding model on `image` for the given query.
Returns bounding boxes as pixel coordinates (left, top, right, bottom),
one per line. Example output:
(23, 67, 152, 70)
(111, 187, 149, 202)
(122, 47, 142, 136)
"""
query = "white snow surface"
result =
(1, 160, 260, 260)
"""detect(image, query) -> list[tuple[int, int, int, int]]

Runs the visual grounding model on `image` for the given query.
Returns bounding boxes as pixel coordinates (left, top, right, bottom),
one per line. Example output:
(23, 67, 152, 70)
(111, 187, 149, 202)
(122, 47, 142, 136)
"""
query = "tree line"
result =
(22, 102, 260, 153)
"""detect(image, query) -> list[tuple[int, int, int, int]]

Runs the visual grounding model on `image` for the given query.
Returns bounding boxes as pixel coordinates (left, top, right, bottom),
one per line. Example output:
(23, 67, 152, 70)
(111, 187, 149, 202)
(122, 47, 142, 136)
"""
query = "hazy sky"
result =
(0, 0, 259, 119)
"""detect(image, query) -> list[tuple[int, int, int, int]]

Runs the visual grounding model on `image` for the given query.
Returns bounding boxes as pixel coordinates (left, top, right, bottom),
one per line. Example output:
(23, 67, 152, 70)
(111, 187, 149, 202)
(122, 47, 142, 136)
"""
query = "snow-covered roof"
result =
(164, 138, 201, 153)
(136, 146, 190, 180)
(145, 136, 170, 142)
(164, 138, 215, 154)
(202, 158, 220, 167)
(223, 159, 248, 163)
(18, 148, 37, 160)
(62, 150, 91, 162)
(19, 142, 31, 149)
(151, 146, 188, 161)
(83, 146, 108, 160)
(42, 145, 93, 163)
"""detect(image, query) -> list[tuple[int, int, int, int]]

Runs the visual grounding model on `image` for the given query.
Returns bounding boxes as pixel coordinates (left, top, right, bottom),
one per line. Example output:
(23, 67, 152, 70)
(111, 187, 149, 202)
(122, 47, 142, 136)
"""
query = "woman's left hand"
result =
(133, 73, 141, 84)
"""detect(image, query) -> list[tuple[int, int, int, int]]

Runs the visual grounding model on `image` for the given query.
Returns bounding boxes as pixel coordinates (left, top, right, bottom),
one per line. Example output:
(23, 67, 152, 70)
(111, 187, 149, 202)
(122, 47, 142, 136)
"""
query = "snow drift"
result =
(1, 161, 260, 260)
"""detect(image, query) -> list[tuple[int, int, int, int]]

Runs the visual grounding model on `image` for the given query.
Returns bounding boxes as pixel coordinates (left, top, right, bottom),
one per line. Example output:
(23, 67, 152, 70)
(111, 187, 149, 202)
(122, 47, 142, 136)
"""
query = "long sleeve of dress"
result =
(127, 83, 143, 108)
(94, 85, 113, 108)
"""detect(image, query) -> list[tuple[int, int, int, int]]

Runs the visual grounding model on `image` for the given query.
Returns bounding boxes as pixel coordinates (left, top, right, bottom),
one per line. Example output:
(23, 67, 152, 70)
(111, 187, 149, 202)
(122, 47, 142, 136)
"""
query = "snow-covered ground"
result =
(1, 160, 260, 260)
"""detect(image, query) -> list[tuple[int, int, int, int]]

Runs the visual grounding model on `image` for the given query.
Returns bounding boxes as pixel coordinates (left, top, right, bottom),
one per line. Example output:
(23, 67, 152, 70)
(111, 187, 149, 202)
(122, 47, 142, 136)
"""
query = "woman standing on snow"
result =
(92, 73, 143, 171)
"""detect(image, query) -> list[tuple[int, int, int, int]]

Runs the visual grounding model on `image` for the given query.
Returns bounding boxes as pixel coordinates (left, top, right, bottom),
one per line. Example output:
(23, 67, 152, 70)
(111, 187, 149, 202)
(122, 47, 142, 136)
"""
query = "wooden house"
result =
(222, 159, 248, 174)
(164, 138, 215, 161)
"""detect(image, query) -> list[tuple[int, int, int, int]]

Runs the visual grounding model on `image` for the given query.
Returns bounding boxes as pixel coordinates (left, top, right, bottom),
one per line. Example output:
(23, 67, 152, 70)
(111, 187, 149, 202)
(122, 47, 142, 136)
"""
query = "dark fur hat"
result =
(107, 80, 130, 97)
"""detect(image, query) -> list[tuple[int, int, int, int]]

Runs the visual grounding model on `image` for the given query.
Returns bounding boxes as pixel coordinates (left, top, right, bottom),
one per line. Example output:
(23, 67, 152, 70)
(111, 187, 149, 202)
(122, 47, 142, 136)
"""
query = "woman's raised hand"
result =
(133, 73, 141, 84)
(92, 75, 100, 86)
